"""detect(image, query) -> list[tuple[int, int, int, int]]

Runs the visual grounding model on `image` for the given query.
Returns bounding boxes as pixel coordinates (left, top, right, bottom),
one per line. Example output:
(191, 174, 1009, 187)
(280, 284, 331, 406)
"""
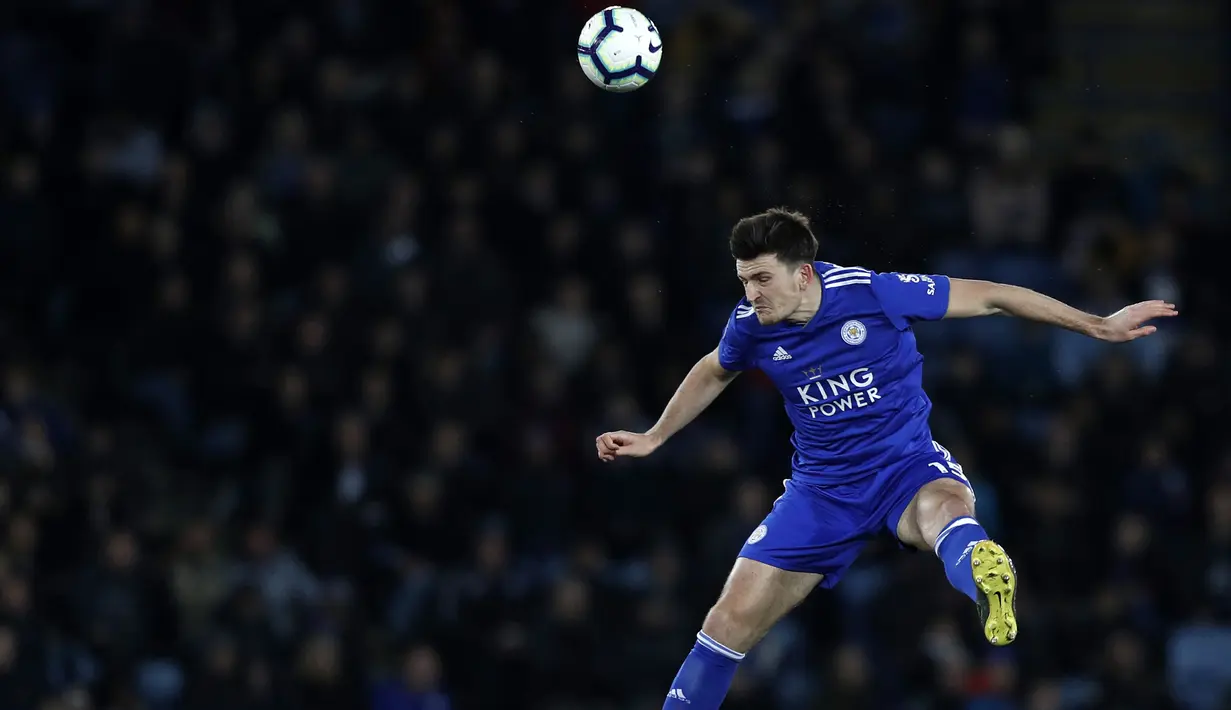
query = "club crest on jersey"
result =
(841, 320, 867, 345)
(747, 525, 767, 545)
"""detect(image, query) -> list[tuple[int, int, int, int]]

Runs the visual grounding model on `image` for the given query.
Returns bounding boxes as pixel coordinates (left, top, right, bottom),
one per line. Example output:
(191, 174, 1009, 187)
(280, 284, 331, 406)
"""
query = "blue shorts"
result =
(738, 441, 973, 589)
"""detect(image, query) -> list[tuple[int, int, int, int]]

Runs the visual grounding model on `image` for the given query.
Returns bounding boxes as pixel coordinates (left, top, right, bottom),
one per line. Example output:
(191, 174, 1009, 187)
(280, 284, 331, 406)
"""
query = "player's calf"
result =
(898, 478, 984, 599)
(899, 477, 1018, 645)
(664, 558, 821, 709)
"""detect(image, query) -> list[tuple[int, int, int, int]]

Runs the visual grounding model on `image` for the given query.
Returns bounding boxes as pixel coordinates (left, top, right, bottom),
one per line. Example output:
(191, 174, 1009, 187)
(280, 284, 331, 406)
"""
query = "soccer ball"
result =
(576, 6, 662, 93)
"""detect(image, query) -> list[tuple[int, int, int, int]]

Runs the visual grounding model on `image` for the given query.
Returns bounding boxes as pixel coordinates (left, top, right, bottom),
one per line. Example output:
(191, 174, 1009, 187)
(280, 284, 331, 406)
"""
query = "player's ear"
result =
(798, 262, 814, 289)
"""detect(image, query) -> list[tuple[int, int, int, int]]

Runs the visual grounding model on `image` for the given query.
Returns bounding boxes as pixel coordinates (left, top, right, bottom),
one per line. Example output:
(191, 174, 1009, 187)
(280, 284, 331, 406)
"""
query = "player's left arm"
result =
(944, 278, 1178, 342)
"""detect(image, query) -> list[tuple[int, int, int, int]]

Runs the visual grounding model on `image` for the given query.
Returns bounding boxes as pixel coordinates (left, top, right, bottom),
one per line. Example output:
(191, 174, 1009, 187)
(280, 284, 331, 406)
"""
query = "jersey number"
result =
(929, 461, 970, 485)
(928, 441, 970, 485)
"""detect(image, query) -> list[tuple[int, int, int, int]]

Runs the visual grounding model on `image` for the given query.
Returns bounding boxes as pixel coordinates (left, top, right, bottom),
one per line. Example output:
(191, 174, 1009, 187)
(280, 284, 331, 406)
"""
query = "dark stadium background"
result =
(0, 0, 1228, 708)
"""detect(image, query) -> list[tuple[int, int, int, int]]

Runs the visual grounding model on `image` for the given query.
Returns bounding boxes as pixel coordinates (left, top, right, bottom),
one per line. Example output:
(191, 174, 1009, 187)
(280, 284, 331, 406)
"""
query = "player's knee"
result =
(925, 491, 974, 524)
(916, 479, 975, 523)
(913, 481, 977, 545)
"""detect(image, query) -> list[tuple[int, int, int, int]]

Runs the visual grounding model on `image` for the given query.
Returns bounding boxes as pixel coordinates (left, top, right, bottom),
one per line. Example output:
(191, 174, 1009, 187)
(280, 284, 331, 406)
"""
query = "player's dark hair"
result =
(729, 208, 819, 266)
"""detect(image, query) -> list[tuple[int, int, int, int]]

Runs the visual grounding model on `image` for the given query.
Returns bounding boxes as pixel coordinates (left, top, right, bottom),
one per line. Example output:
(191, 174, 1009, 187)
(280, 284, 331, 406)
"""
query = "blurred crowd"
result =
(1, 0, 1229, 709)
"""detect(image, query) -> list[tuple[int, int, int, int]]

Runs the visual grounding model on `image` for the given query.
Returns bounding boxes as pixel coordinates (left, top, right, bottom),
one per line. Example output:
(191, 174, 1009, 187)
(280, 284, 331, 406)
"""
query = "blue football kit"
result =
(662, 260, 1020, 709)
(717, 263, 973, 587)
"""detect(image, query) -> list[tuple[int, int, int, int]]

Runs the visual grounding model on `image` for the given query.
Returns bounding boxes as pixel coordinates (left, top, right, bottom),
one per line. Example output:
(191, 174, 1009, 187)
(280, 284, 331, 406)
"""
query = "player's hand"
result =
(1097, 300, 1178, 342)
(595, 430, 661, 462)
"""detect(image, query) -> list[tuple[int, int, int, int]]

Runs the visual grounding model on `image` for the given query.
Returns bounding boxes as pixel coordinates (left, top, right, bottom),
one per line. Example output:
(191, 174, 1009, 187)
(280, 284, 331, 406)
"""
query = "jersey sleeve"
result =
(717, 308, 753, 371)
(870, 271, 952, 330)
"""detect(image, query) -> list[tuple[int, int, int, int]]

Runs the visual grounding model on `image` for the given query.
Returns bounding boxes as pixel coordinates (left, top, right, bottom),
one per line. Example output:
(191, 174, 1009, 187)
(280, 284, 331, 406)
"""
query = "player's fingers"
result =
(597, 431, 646, 458)
(1128, 325, 1157, 339)
(1135, 308, 1176, 325)
(611, 435, 645, 456)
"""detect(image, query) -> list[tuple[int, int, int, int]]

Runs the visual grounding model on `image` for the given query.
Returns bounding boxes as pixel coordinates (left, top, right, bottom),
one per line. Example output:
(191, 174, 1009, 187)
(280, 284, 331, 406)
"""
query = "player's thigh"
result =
(889, 443, 976, 551)
(704, 557, 822, 652)
(738, 479, 868, 587)
(712, 479, 866, 651)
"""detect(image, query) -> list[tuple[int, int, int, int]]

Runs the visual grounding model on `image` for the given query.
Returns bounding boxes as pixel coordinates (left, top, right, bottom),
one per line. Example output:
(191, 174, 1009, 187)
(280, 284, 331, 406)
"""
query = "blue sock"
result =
(934, 516, 990, 602)
(663, 631, 745, 709)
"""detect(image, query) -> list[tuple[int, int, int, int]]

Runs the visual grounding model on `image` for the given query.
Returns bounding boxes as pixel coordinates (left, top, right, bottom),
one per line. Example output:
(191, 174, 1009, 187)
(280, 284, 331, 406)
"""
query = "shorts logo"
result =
(747, 525, 767, 545)
(841, 320, 867, 345)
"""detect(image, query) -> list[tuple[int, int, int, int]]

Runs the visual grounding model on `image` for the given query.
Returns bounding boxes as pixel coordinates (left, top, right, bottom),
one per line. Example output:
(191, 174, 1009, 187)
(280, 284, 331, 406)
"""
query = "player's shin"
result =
(932, 516, 989, 601)
(663, 631, 745, 709)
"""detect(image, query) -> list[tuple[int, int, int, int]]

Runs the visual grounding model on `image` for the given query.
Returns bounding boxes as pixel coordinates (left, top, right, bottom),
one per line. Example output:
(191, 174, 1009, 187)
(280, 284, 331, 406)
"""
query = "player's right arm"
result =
(597, 308, 750, 462)
(595, 349, 738, 461)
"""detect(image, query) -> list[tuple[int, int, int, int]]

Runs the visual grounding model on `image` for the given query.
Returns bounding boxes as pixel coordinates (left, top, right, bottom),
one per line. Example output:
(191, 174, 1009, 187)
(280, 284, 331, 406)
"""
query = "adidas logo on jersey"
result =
(772, 346, 792, 361)
(667, 688, 691, 702)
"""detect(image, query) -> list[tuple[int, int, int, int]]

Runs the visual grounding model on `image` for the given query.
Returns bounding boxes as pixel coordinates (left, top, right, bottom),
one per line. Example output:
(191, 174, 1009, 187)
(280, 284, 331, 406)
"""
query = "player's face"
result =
(736, 255, 809, 325)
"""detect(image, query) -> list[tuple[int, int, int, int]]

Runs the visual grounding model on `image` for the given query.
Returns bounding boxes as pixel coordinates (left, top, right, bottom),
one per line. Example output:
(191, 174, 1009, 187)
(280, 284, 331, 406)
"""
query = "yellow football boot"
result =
(970, 540, 1018, 646)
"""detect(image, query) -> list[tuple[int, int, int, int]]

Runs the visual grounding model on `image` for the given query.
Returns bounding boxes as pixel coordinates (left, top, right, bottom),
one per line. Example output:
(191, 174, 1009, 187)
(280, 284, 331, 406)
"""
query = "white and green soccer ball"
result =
(576, 6, 662, 93)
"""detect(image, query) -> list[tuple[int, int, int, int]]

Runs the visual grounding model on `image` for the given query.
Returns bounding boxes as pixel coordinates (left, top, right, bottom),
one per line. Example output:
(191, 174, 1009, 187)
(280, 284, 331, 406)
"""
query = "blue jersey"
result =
(718, 262, 951, 486)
